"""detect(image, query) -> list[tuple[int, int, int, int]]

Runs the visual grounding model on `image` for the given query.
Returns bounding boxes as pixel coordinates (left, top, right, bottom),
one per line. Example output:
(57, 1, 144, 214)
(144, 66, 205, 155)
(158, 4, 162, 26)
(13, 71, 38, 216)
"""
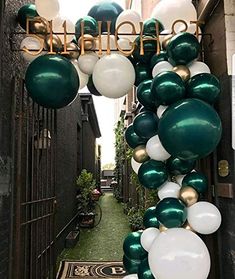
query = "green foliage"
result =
(127, 207, 145, 231)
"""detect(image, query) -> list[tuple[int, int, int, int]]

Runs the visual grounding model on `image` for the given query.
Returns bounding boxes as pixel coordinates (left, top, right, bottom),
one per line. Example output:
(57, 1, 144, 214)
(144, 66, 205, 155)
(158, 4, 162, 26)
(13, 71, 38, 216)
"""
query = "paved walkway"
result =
(59, 193, 130, 261)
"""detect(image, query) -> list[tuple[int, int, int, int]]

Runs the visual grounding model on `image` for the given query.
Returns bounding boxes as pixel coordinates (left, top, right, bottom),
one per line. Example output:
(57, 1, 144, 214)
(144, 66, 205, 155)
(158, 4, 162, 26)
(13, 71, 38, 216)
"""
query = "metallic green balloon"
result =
(133, 111, 159, 140)
(187, 73, 221, 104)
(151, 71, 186, 105)
(123, 231, 148, 261)
(150, 51, 168, 69)
(125, 124, 147, 149)
(75, 16, 98, 39)
(182, 172, 208, 194)
(138, 258, 155, 279)
(155, 197, 187, 228)
(88, 1, 123, 34)
(123, 255, 141, 274)
(158, 98, 222, 160)
(137, 80, 156, 111)
(133, 36, 158, 64)
(135, 63, 152, 87)
(138, 160, 168, 190)
(143, 18, 164, 36)
(166, 157, 195, 175)
(25, 55, 79, 109)
(17, 4, 38, 30)
(143, 206, 160, 228)
(167, 32, 200, 65)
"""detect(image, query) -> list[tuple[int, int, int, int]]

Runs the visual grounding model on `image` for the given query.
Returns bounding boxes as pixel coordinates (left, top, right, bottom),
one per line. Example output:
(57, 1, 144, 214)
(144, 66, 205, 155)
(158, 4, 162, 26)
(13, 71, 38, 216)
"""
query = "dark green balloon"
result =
(87, 76, 102, 96)
(138, 160, 168, 190)
(133, 36, 158, 64)
(150, 51, 168, 69)
(123, 255, 141, 274)
(123, 231, 148, 261)
(133, 111, 159, 140)
(17, 4, 38, 30)
(182, 172, 208, 194)
(25, 55, 79, 109)
(143, 206, 160, 228)
(75, 16, 98, 39)
(166, 157, 195, 175)
(151, 71, 186, 105)
(137, 80, 156, 111)
(155, 197, 187, 228)
(143, 18, 164, 36)
(135, 63, 152, 87)
(167, 32, 200, 65)
(125, 124, 147, 149)
(158, 98, 222, 160)
(88, 1, 123, 34)
(187, 73, 221, 104)
(138, 258, 155, 279)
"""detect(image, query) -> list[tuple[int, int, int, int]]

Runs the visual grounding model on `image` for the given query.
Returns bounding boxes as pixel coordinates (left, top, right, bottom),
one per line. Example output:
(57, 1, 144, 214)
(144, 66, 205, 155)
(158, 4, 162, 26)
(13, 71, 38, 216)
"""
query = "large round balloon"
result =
(137, 80, 156, 110)
(87, 76, 102, 96)
(133, 111, 159, 140)
(182, 172, 208, 194)
(35, 0, 60, 21)
(123, 231, 148, 261)
(123, 255, 141, 274)
(155, 197, 187, 228)
(71, 59, 89, 90)
(158, 181, 181, 200)
(78, 52, 99, 75)
(140, 228, 160, 252)
(158, 98, 222, 160)
(143, 207, 160, 228)
(166, 156, 196, 175)
(167, 33, 200, 65)
(75, 16, 98, 39)
(138, 160, 168, 190)
(148, 228, 211, 279)
(135, 64, 152, 87)
(143, 18, 164, 36)
(25, 55, 79, 108)
(125, 124, 147, 149)
(88, 1, 123, 34)
(18, 4, 38, 30)
(186, 73, 221, 104)
(133, 36, 157, 64)
(150, 51, 168, 69)
(138, 258, 155, 279)
(92, 54, 135, 99)
(187, 201, 222, 234)
(151, 71, 186, 105)
(146, 135, 170, 161)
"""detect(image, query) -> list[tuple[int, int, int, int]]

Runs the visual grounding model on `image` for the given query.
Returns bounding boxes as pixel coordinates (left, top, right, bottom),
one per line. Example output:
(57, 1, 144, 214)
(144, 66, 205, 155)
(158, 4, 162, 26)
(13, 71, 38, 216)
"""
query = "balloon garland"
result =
(17, 1, 222, 278)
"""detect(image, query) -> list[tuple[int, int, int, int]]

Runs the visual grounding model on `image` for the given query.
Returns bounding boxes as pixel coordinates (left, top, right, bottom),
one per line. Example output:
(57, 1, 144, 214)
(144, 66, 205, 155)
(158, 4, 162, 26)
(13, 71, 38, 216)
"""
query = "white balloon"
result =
(187, 202, 222, 234)
(175, 174, 186, 185)
(20, 37, 46, 62)
(71, 59, 89, 90)
(96, 35, 117, 56)
(149, 228, 211, 279)
(157, 105, 168, 118)
(117, 38, 132, 52)
(141, 228, 160, 252)
(158, 181, 181, 200)
(146, 135, 171, 161)
(52, 17, 75, 44)
(115, 10, 142, 42)
(78, 52, 99, 75)
(175, 23, 202, 41)
(92, 54, 135, 99)
(188, 61, 211, 78)
(152, 61, 173, 78)
(131, 157, 142, 174)
(123, 274, 138, 279)
(35, 0, 60, 21)
(151, 0, 197, 32)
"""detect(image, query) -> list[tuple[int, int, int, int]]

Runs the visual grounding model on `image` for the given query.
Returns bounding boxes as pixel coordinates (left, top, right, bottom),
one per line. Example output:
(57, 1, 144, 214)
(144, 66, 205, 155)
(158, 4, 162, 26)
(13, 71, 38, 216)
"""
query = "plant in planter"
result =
(127, 207, 145, 231)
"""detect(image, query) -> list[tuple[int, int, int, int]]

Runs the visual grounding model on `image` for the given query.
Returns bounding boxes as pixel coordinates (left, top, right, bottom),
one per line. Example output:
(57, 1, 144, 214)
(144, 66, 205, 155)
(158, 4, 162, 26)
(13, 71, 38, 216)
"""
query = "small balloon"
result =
(45, 34, 62, 52)
(20, 36, 45, 62)
(152, 61, 173, 78)
(125, 124, 147, 149)
(161, 34, 173, 50)
(133, 145, 149, 163)
(188, 61, 211, 77)
(133, 36, 157, 64)
(143, 18, 164, 36)
(150, 51, 168, 69)
(159, 223, 168, 232)
(172, 65, 190, 81)
(140, 228, 160, 252)
(175, 174, 186, 185)
(78, 34, 96, 51)
(18, 4, 38, 30)
(166, 156, 196, 175)
(35, 0, 60, 21)
(30, 16, 49, 38)
(156, 105, 168, 118)
(138, 258, 155, 279)
(179, 186, 198, 207)
(137, 80, 156, 111)
(158, 181, 181, 200)
(143, 207, 160, 229)
(52, 16, 75, 44)
(131, 157, 142, 174)
(63, 42, 80, 60)
(146, 135, 170, 161)
(135, 63, 152, 87)
(78, 52, 99, 75)
(182, 172, 208, 194)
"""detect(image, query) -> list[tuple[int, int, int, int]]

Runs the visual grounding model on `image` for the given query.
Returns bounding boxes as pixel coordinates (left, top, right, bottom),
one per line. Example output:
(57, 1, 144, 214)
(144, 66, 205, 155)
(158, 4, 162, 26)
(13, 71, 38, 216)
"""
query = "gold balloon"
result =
(179, 186, 199, 207)
(63, 42, 80, 59)
(30, 17, 49, 38)
(173, 65, 191, 81)
(161, 34, 173, 50)
(133, 145, 149, 163)
(78, 34, 96, 51)
(45, 34, 62, 52)
(159, 224, 168, 232)
(183, 221, 195, 232)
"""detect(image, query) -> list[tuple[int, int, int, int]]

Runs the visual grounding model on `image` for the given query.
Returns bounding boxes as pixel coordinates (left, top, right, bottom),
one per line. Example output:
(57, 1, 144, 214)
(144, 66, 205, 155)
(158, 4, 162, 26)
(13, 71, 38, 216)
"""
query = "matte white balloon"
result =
(123, 274, 138, 279)
(117, 38, 132, 52)
(175, 174, 186, 185)
(131, 157, 142, 174)
(149, 228, 211, 279)
(20, 37, 46, 62)
(187, 202, 222, 234)
(71, 59, 89, 90)
(92, 54, 135, 99)
(188, 61, 211, 78)
(152, 61, 173, 78)
(157, 105, 168, 118)
(78, 52, 99, 75)
(52, 17, 75, 44)
(158, 181, 181, 200)
(35, 0, 60, 21)
(141, 228, 160, 252)
(146, 135, 171, 161)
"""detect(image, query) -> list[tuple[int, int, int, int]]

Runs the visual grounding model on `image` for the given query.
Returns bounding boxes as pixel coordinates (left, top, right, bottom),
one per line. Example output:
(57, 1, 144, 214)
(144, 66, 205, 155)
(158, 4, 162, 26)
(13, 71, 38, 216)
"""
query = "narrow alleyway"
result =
(59, 193, 130, 261)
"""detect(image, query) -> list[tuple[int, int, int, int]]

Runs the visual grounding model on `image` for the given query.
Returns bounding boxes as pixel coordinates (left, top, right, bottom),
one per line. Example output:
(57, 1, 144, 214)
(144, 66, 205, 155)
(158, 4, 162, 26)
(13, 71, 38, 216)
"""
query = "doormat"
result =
(57, 261, 127, 279)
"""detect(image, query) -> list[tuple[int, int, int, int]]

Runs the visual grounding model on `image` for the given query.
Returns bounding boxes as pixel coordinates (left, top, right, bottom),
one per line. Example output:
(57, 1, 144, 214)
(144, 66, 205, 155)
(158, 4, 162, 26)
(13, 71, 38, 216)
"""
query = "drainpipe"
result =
(198, 0, 220, 22)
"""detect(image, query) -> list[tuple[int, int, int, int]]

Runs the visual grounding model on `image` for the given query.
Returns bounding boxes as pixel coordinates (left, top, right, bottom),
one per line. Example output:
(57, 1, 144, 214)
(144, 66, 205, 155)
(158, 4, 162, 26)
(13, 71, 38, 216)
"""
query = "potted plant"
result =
(127, 207, 144, 231)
